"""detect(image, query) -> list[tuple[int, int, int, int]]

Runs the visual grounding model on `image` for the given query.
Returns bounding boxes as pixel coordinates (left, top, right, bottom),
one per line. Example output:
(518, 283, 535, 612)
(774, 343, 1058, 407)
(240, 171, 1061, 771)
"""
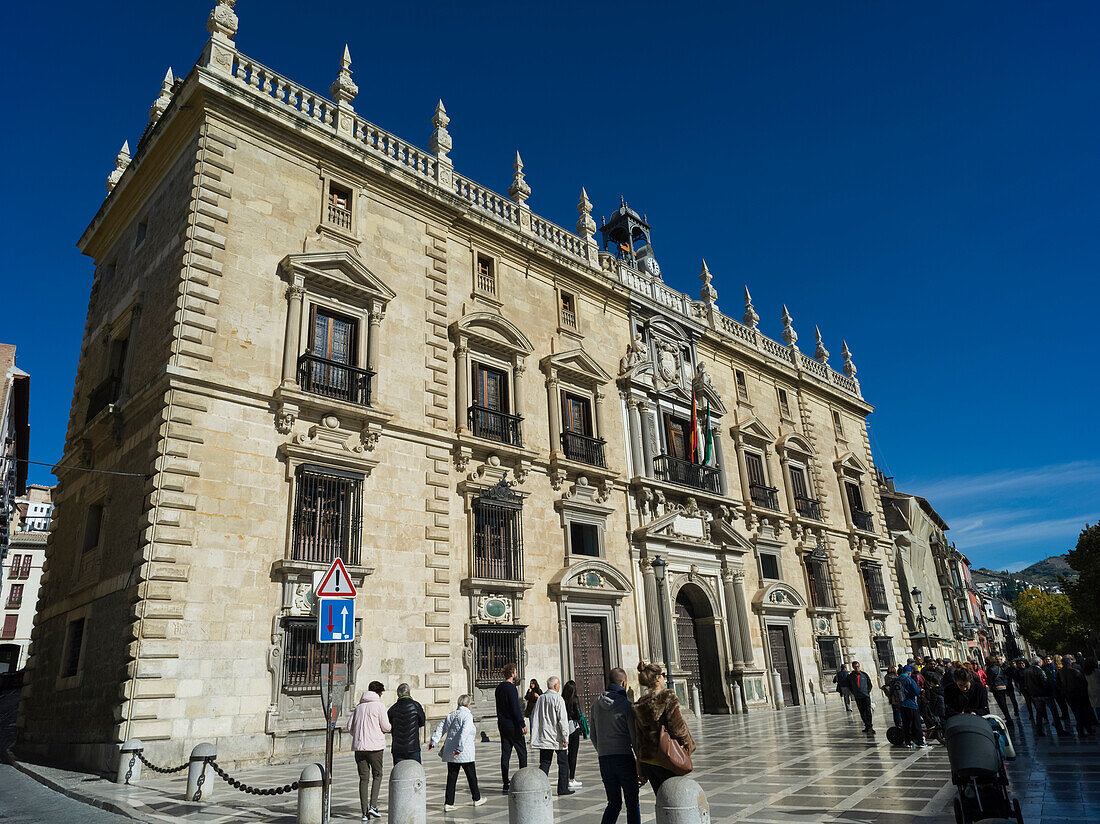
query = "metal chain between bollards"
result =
(136, 751, 189, 774)
(193, 761, 209, 802)
(207, 759, 300, 796)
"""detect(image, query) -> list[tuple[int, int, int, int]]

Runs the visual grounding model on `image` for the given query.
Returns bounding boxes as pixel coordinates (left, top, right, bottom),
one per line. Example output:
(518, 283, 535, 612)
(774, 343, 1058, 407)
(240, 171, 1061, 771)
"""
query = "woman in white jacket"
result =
(429, 693, 486, 811)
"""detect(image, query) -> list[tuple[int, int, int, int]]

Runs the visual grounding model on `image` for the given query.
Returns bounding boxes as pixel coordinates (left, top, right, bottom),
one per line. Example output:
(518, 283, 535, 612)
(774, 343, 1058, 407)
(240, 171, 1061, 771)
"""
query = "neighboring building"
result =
(1, 530, 47, 673)
(14, 484, 55, 533)
(879, 476, 957, 660)
(1, 344, 31, 584)
(984, 596, 1028, 661)
(18, 2, 908, 771)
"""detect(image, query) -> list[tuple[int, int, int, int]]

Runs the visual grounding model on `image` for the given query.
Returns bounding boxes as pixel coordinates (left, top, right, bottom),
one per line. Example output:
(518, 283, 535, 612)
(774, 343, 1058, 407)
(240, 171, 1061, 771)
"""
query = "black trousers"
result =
(498, 725, 527, 784)
(992, 688, 1012, 719)
(638, 762, 677, 796)
(445, 762, 480, 805)
(900, 706, 922, 746)
(539, 748, 570, 794)
(599, 754, 641, 824)
(854, 694, 874, 729)
(567, 728, 582, 780)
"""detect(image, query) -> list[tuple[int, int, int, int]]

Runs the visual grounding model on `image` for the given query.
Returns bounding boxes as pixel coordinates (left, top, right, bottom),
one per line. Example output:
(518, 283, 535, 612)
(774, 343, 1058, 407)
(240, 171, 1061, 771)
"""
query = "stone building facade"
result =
(18, 2, 908, 770)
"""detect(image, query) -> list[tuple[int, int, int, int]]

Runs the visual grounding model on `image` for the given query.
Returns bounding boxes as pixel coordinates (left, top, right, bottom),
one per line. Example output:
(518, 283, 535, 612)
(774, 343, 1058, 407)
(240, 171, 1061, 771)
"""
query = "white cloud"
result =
(955, 514, 1094, 549)
(905, 460, 1100, 503)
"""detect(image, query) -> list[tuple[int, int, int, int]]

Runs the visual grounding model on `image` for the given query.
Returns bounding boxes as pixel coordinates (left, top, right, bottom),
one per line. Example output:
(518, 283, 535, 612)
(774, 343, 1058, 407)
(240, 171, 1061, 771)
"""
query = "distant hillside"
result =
(975, 554, 1078, 590)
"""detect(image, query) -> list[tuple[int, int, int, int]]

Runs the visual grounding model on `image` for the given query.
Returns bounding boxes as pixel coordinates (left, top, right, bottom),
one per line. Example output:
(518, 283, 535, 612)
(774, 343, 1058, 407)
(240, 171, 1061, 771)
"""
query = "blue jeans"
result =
(598, 754, 640, 824)
(393, 751, 421, 764)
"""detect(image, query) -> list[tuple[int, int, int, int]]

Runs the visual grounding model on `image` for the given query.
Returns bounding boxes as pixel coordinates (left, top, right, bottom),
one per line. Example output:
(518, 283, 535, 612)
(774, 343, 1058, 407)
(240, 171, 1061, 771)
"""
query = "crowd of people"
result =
(833, 652, 1100, 749)
(344, 661, 695, 823)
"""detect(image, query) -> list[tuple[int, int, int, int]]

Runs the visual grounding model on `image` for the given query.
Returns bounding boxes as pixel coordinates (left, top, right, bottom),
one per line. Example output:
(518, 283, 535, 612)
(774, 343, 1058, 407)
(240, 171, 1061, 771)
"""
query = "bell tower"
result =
(599, 198, 661, 278)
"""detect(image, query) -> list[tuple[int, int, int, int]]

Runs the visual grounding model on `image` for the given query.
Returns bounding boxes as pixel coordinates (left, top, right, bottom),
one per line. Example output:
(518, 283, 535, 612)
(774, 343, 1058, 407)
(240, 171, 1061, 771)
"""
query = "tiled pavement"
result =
(12, 698, 1100, 823)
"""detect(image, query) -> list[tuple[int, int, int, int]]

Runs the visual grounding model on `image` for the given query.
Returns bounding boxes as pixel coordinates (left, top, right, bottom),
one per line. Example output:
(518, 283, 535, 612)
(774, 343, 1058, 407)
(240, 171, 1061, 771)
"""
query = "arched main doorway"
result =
(674, 584, 727, 713)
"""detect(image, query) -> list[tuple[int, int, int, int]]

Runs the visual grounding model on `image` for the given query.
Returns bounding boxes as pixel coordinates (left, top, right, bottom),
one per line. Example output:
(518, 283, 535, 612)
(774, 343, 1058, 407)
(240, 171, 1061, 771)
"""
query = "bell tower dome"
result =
(599, 198, 661, 278)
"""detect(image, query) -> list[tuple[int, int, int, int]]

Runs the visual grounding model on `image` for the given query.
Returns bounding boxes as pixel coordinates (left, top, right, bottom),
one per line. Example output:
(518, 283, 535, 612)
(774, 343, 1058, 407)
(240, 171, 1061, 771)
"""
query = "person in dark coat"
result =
(847, 661, 876, 732)
(1045, 657, 1072, 723)
(988, 655, 1019, 720)
(1023, 657, 1065, 737)
(388, 683, 427, 764)
(590, 668, 640, 824)
(943, 667, 989, 717)
(1011, 658, 1033, 719)
(1057, 654, 1096, 737)
(833, 665, 852, 712)
(923, 667, 946, 723)
(495, 663, 527, 792)
(524, 679, 544, 718)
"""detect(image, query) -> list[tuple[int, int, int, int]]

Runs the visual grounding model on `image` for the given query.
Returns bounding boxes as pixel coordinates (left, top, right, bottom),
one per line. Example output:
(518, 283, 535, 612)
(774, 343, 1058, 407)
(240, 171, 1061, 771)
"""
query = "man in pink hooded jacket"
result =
(347, 681, 392, 820)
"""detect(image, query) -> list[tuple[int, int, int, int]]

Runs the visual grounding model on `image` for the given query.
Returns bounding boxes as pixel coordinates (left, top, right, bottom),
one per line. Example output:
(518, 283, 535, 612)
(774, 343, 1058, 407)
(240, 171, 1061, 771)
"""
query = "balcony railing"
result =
(653, 455, 722, 494)
(795, 494, 823, 521)
(327, 203, 351, 230)
(297, 354, 374, 406)
(560, 431, 606, 467)
(749, 482, 780, 510)
(85, 376, 121, 422)
(852, 509, 875, 533)
(468, 405, 523, 446)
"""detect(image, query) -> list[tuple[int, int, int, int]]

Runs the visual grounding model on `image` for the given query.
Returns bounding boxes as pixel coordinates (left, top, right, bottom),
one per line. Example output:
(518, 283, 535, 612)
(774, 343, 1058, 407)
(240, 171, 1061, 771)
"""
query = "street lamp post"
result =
(651, 555, 674, 693)
(911, 586, 931, 658)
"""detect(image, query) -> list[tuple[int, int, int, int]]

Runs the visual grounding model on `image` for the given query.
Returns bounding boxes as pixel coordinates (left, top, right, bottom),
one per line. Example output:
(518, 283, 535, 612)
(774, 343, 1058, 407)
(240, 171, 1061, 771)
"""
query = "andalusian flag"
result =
(689, 386, 700, 464)
(703, 402, 714, 466)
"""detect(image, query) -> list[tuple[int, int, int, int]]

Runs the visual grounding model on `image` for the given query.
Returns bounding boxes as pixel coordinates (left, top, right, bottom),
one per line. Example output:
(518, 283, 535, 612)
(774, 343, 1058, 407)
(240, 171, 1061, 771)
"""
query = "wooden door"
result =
(789, 466, 808, 499)
(675, 599, 704, 707)
(664, 415, 689, 459)
(474, 364, 508, 412)
(767, 625, 799, 706)
(562, 393, 591, 435)
(571, 618, 608, 718)
(745, 452, 767, 486)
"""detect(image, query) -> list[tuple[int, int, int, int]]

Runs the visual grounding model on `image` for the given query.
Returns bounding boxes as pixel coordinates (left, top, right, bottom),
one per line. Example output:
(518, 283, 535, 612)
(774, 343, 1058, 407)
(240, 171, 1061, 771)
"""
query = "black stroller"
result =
(944, 714, 1023, 824)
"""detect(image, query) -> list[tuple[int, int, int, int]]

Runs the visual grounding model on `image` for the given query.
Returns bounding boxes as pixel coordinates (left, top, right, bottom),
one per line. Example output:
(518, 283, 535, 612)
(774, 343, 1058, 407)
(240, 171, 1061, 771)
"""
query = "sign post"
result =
(316, 559, 356, 824)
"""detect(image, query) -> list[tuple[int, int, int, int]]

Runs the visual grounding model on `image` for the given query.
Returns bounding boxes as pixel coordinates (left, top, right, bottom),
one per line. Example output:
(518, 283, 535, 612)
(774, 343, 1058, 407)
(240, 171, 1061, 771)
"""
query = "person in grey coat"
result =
(590, 668, 640, 824)
(429, 694, 487, 812)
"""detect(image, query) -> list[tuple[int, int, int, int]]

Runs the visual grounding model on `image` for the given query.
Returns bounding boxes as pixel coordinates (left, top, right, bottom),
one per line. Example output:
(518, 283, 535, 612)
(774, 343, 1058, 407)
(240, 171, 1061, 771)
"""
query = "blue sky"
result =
(2, 1, 1096, 570)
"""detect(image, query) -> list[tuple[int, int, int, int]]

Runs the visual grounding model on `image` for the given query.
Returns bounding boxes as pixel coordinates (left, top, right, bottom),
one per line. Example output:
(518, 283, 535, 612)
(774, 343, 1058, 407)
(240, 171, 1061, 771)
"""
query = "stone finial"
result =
(329, 45, 358, 109)
(814, 325, 830, 364)
(148, 68, 174, 124)
(700, 260, 718, 305)
(781, 305, 798, 347)
(743, 286, 759, 329)
(842, 341, 858, 378)
(106, 141, 131, 193)
(429, 100, 451, 162)
(576, 187, 596, 240)
(207, 0, 238, 43)
(508, 151, 531, 205)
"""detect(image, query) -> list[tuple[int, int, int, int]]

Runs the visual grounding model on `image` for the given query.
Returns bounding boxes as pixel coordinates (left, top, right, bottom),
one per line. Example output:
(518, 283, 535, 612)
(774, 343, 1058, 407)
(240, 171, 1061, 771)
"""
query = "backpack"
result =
(889, 677, 906, 707)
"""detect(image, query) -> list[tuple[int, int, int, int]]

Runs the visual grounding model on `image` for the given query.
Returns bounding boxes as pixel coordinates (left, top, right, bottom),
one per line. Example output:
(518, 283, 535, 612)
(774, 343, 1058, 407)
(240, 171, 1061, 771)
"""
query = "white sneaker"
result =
(443, 804, 457, 812)
(569, 779, 582, 788)
(473, 798, 487, 807)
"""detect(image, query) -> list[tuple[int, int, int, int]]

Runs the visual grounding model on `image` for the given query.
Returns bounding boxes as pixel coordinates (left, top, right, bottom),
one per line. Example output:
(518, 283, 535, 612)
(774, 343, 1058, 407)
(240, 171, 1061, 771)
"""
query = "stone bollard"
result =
(656, 776, 710, 824)
(771, 669, 784, 710)
(690, 685, 702, 716)
(388, 759, 426, 824)
(297, 763, 324, 824)
(732, 680, 746, 714)
(116, 739, 143, 784)
(508, 766, 552, 824)
(186, 742, 217, 803)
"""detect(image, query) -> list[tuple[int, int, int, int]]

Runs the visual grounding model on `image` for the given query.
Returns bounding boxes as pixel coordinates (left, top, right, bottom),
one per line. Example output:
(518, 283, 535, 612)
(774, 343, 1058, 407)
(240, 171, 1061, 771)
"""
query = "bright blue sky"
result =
(2, 1, 1097, 571)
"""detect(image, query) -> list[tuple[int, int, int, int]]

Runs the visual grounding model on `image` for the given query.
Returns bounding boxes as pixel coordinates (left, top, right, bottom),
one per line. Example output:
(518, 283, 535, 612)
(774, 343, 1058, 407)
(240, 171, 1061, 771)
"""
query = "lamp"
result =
(649, 555, 674, 692)
(911, 587, 929, 658)
(929, 604, 938, 621)
(911, 586, 923, 604)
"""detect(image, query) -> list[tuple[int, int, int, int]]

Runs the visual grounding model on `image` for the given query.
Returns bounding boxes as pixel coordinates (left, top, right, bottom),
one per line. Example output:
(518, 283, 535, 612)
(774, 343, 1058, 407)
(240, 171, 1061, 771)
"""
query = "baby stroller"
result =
(944, 714, 1023, 824)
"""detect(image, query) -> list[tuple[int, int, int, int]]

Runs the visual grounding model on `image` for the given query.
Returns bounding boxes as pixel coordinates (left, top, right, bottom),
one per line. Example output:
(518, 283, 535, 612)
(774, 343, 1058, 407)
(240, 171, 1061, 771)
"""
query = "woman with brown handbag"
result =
(632, 661, 696, 794)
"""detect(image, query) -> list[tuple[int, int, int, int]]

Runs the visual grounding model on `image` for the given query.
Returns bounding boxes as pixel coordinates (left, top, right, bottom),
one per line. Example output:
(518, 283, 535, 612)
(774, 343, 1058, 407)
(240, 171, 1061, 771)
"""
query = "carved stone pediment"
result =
(279, 250, 396, 304)
(752, 582, 806, 613)
(549, 558, 632, 603)
(277, 413, 382, 478)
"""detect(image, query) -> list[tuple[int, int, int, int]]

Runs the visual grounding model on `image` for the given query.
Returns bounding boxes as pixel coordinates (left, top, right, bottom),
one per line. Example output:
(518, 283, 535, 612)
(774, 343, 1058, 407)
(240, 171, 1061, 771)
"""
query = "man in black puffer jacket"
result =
(388, 682, 426, 763)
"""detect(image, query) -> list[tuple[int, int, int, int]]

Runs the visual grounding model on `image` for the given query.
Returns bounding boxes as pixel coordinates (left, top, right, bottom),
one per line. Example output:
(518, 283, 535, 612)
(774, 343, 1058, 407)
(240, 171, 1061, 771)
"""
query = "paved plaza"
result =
(8, 697, 1100, 824)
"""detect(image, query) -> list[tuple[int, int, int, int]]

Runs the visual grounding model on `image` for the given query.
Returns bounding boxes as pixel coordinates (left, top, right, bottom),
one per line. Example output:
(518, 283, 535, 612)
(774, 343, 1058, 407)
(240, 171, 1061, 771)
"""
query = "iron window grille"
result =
(817, 637, 841, 672)
(874, 638, 895, 669)
(292, 466, 363, 566)
(282, 618, 350, 694)
(472, 480, 523, 582)
(861, 564, 889, 612)
(653, 455, 722, 494)
(805, 557, 835, 609)
(472, 625, 524, 689)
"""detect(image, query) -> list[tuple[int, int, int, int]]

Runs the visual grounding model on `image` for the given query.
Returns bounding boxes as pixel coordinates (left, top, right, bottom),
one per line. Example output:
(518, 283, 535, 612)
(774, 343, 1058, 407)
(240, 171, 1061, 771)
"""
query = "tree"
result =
(1013, 588, 1087, 654)
(1065, 523, 1100, 649)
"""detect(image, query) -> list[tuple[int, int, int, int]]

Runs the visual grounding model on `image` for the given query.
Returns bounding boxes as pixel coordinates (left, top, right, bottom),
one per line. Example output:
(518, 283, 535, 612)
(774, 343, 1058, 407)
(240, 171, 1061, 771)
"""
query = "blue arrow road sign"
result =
(317, 597, 355, 644)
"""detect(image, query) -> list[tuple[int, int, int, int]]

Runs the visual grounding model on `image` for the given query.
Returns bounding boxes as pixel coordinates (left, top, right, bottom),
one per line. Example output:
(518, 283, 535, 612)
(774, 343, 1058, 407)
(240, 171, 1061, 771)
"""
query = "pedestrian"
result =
(988, 656, 1018, 720)
(1013, 658, 1034, 719)
(944, 667, 989, 717)
(494, 663, 527, 793)
(883, 666, 902, 729)
(429, 694, 486, 812)
(1057, 654, 1096, 737)
(848, 661, 876, 732)
(524, 678, 543, 719)
(924, 666, 946, 723)
(562, 680, 587, 790)
(633, 661, 696, 795)
(590, 667, 640, 824)
(347, 681, 392, 821)
(833, 664, 852, 712)
(894, 666, 923, 748)
(1045, 656, 1072, 724)
(1082, 658, 1100, 724)
(1024, 657, 1065, 737)
(387, 683, 426, 765)
(530, 675, 573, 796)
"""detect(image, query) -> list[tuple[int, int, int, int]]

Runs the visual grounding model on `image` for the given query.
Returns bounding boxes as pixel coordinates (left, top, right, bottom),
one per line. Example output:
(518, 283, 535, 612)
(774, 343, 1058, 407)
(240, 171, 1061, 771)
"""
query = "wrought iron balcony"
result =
(852, 508, 875, 533)
(468, 405, 523, 446)
(85, 376, 121, 422)
(560, 431, 606, 467)
(749, 482, 780, 510)
(795, 494, 823, 521)
(653, 455, 722, 494)
(297, 354, 374, 407)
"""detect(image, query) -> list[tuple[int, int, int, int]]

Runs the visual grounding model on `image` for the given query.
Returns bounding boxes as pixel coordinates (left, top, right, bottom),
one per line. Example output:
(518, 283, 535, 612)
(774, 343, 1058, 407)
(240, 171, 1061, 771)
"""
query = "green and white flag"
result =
(702, 402, 714, 466)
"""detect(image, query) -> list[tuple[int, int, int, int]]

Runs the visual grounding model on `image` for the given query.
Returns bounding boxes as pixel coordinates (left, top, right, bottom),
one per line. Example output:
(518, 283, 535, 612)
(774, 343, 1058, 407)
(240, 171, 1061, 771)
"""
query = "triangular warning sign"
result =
(316, 558, 356, 598)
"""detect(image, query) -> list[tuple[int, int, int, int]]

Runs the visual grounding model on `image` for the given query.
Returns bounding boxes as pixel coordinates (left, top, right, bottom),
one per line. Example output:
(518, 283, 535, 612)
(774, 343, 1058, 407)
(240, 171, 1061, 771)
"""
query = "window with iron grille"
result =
(61, 618, 85, 677)
(473, 626, 523, 689)
(282, 618, 350, 694)
(861, 564, 889, 612)
(805, 556, 835, 609)
(817, 637, 841, 672)
(473, 481, 523, 581)
(292, 466, 363, 565)
(874, 638, 895, 669)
